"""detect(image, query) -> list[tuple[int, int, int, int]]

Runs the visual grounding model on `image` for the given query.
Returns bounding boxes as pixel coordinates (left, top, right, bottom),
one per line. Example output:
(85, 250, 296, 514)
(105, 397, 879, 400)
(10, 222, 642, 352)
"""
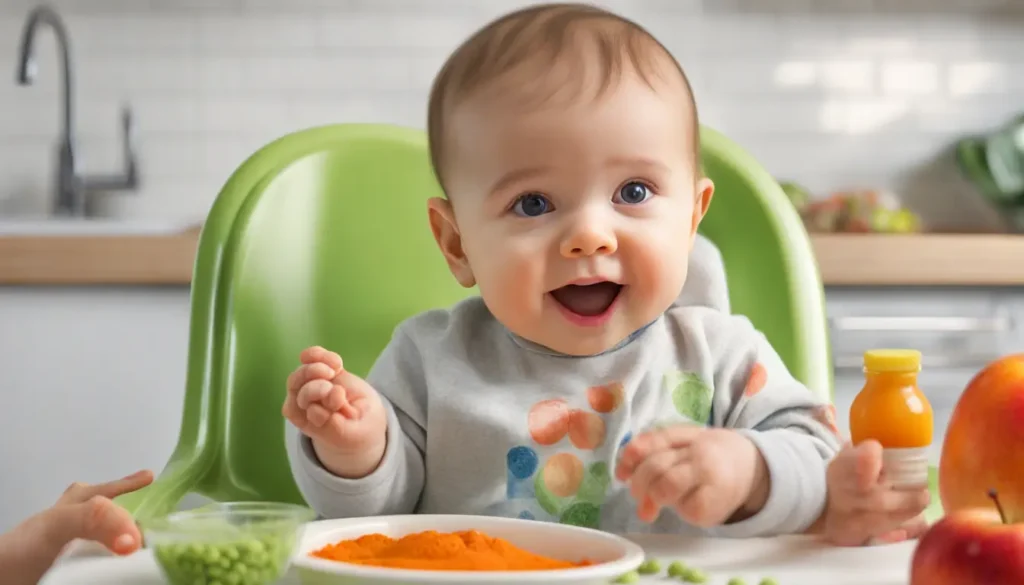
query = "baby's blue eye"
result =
(615, 182, 651, 205)
(512, 193, 552, 217)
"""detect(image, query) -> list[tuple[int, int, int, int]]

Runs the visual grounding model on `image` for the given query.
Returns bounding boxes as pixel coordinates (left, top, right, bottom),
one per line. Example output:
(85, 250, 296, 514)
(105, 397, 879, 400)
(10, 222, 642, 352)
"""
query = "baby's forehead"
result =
(447, 26, 690, 115)
(445, 86, 696, 191)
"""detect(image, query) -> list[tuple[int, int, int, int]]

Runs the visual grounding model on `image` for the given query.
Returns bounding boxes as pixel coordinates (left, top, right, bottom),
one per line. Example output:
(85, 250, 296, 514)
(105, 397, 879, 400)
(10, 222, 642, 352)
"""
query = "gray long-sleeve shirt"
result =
(286, 299, 841, 537)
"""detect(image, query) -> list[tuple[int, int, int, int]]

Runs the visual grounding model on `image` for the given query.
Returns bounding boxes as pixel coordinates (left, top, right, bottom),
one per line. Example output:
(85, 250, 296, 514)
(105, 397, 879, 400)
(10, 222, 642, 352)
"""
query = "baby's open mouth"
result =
(550, 281, 623, 317)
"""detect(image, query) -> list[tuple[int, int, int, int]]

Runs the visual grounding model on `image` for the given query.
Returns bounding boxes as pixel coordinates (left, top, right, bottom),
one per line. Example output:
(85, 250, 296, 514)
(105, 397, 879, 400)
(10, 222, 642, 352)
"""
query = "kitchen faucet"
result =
(15, 4, 139, 218)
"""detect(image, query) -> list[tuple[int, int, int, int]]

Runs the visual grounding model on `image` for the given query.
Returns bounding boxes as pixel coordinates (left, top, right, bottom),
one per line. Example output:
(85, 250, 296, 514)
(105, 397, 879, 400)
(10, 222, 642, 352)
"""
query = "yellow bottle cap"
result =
(863, 349, 922, 373)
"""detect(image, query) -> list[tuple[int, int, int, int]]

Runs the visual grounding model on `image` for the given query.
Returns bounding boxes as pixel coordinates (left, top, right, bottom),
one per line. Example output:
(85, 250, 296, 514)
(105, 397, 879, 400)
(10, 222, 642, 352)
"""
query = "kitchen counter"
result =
(0, 228, 199, 285)
(812, 233, 1024, 286)
(1, 230, 1023, 286)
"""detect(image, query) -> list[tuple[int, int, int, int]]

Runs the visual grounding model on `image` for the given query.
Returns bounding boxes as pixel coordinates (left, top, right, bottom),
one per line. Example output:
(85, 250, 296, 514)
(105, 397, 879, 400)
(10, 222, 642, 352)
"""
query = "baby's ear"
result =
(690, 177, 715, 239)
(427, 198, 476, 288)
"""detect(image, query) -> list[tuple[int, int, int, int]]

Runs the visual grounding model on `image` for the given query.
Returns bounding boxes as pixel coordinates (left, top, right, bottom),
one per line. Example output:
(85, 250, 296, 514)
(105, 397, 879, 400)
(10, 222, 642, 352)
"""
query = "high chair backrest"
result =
(149, 123, 830, 509)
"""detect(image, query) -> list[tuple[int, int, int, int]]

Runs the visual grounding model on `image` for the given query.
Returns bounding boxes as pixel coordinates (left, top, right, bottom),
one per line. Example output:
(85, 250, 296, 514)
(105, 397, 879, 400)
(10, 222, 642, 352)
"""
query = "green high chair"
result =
(116, 123, 942, 523)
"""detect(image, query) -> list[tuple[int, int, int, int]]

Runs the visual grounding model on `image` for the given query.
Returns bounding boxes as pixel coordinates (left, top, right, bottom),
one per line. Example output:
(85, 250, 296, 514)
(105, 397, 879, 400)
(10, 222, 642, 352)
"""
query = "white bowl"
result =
(290, 514, 645, 584)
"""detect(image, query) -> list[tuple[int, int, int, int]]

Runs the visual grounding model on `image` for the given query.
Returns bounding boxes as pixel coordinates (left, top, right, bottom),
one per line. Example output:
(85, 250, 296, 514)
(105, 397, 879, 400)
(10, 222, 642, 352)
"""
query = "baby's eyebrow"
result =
(489, 165, 552, 197)
(606, 156, 671, 175)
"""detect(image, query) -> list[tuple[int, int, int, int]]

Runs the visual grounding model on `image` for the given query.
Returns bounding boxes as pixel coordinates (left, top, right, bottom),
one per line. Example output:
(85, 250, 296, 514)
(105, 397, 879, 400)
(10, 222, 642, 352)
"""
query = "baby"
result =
(284, 3, 928, 545)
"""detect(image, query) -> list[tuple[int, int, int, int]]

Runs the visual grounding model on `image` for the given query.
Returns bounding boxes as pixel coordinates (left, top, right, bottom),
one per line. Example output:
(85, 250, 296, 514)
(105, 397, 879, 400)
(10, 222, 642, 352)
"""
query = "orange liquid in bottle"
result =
(849, 349, 933, 488)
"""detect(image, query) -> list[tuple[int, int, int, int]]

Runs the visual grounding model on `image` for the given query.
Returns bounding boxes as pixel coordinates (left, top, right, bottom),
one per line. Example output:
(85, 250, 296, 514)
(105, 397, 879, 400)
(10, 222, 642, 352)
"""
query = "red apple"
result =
(910, 501, 1024, 585)
(939, 353, 1024, 519)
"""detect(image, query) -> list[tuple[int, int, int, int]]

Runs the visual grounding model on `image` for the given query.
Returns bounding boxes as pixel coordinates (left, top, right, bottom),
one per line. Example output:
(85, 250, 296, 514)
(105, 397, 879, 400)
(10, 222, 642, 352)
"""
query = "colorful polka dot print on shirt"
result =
(568, 410, 606, 449)
(744, 362, 768, 397)
(664, 371, 713, 424)
(527, 399, 570, 445)
(505, 445, 539, 499)
(587, 382, 624, 413)
(619, 430, 633, 448)
(497, 383, 625, 529)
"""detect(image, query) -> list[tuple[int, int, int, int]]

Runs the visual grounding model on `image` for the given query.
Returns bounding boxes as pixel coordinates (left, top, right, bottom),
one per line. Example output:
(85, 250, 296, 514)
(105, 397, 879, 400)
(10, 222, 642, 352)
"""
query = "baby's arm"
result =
(286, 327, 428, 519)
(704, 313, 843, 537)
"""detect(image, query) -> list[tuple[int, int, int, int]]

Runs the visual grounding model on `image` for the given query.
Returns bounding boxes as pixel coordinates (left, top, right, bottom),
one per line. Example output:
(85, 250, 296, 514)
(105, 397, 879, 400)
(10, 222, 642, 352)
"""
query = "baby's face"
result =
(435, 71, 712, 356)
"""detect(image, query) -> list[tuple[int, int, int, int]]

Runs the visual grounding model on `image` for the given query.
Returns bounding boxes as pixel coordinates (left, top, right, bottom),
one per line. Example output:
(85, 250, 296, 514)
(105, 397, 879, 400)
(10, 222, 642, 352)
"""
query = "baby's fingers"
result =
(898, 513, 929, 540)
(57, 470, 154, 507)
(89, 470, 154, 501)
(827, 512, 892, 546)
(287, 362, 336, 393)
(872, 514, 929, 545)
(852, 440, 884, 491)
(861, 487, 930, 517)
(616, 425, 701, 480)
(637, 497, 659, 523)
(297, 379, 333, 409)
(282, 393, 308, 429)
(73, 496, 143, 555)
(300, 346, 343, 371)
(306, 403, 333, 427)
(631, 451, 693, 508)
(45, 495, 143, 555)
(674, 484, 721, 528)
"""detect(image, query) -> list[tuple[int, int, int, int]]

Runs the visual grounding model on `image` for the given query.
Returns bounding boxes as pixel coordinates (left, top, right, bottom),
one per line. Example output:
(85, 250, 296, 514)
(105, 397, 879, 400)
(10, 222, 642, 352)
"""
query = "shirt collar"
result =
(504, 317, 661, 358)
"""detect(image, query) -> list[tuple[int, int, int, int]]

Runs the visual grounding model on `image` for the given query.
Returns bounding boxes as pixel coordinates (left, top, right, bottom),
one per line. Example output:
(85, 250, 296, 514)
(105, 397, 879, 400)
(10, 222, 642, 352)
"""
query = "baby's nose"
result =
(560, 225, 617, 258)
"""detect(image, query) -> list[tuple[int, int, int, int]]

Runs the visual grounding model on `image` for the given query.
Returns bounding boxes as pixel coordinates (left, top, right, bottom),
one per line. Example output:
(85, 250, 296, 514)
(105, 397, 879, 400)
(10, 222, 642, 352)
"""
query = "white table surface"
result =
(40, 531, 917, 585)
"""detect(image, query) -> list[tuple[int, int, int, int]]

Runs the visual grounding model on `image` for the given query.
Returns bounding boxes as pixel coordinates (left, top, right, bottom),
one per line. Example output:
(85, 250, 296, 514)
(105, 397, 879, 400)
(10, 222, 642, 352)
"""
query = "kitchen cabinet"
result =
(0, 287, 190, 532)
(825, 287, 1024, 464)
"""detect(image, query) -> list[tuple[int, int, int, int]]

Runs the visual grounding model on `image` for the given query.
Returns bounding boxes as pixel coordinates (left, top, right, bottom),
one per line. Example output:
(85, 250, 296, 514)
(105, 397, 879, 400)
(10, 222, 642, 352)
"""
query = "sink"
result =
(0, 217, 198, 236)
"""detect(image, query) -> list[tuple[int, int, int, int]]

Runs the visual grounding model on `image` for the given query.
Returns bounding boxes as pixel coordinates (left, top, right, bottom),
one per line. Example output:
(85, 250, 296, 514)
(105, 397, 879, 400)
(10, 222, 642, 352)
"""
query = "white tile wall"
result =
(0, 0, 1022, 229)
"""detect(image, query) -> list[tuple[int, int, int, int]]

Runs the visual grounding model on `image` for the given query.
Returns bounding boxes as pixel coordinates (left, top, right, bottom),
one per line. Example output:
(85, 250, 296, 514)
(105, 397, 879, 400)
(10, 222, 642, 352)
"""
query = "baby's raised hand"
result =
(822, 440, 930, 546)
(615, 426, 767, 527)
(283, 346, 387, 478)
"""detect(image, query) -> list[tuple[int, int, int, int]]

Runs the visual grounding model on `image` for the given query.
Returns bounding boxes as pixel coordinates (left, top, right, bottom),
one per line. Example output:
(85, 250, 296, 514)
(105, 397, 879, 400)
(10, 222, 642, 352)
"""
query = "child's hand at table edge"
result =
(283, 346, 388, 479)
(614, 426, 769, 527)
(819, 439, 931, 546)
(0, 469, 153, 585)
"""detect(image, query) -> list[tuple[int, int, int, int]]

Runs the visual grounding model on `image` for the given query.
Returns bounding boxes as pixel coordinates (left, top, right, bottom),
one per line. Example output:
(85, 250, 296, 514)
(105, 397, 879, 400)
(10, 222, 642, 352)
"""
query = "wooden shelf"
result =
(0, 229, 198, 286)
(810, 233, 1024, 287)
(1, 229, 1022, 287)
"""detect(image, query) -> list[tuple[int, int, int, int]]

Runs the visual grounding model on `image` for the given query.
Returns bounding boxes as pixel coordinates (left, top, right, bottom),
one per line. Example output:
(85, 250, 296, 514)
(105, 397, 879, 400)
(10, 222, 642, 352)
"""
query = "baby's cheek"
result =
(628, 239, 686, 309)
(475, 254, 545, 331)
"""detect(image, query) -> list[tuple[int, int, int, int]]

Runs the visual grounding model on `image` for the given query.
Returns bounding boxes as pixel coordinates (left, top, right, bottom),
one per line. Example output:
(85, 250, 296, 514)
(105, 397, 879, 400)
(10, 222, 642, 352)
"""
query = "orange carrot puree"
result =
(310, 529, 592, 571)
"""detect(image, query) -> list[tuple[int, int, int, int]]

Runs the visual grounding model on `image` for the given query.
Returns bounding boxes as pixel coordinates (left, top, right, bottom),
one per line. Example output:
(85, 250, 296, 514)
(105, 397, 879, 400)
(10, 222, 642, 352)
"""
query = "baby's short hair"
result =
(426, 2, 701, 193)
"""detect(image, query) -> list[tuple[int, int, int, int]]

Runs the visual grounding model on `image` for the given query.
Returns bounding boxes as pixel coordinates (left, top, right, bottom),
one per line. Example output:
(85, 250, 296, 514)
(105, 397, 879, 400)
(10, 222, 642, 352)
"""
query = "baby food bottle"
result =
(849, 349, 933, 489)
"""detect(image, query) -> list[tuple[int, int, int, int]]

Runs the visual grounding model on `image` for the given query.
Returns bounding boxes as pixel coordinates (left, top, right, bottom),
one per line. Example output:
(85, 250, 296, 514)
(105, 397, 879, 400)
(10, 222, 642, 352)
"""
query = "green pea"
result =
(152, 533, 290, 585)
(682, 568, 708, 583)
(637, 558, 661, 574)
(667, 560, 688, 577)
(728, 579, 747, 585)
(613, 571, 640, 583)
(758, 579, 779, 585)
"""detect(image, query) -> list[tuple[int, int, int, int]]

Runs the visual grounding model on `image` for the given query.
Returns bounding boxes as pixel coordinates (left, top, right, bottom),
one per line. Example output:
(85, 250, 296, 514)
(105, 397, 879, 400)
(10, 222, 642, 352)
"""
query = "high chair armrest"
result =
(114, 447, 209, 521)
